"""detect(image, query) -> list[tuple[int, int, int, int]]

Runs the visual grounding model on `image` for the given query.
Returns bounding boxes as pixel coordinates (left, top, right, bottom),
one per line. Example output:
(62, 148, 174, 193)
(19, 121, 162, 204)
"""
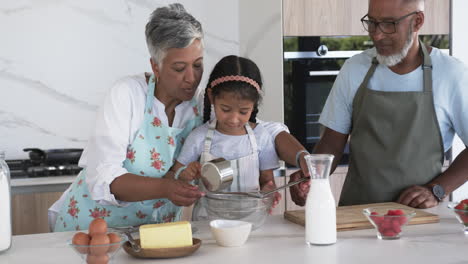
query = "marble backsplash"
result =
(0, 0, 239, 159)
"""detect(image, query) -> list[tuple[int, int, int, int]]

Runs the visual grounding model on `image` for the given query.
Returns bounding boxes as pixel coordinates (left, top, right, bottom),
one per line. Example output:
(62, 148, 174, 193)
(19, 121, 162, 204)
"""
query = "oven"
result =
(284, 43, 363, 165)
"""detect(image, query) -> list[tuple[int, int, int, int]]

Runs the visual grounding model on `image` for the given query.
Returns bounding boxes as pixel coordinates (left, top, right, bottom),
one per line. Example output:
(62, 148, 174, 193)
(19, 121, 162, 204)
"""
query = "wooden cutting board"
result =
(284, 202, 439, 231)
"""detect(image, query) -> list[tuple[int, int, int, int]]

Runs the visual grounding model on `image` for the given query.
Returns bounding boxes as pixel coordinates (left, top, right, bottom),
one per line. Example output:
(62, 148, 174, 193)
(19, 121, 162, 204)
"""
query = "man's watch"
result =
(426, 183, 445, 201)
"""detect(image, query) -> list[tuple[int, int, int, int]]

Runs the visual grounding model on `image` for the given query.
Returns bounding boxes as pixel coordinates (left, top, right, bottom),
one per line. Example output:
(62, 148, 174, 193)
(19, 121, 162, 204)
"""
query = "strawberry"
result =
(387, 210, 396, 216)
(393, 209, 405, 215)
(370, 211, 384, 225)
(392, 220, 402, 233)
(454, 200, 468, 210)
(378, 225, 386, 234)
(381, 217, 393, 230)
(382, 230, 397, 237)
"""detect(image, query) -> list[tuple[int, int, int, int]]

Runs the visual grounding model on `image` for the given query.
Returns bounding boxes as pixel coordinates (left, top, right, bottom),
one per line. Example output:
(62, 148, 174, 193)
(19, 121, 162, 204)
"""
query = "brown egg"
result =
(72, 232, 90, 254)
(86, 254, 109, 264)
(88, 218, 108, 237)
(107, 232, 121, 253)
(89, 234, 110, 256)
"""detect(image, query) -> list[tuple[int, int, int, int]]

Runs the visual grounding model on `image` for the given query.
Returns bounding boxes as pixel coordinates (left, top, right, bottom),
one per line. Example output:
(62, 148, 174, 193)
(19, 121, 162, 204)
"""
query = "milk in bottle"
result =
(305, 154, 336, 245)
(0, 151, 12, 252)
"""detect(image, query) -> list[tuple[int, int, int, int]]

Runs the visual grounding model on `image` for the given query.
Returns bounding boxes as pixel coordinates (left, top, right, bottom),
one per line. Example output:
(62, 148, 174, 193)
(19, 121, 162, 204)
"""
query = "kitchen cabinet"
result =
(283, 0, 450, 36)
(12, 191, 62, 235)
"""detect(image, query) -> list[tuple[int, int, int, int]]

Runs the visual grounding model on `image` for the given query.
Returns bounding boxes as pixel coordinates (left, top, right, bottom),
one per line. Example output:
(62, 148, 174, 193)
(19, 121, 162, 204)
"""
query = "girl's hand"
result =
(179, 161, 202, 182)
(261, 180, 282, 214)
(163, 179, 204, 206)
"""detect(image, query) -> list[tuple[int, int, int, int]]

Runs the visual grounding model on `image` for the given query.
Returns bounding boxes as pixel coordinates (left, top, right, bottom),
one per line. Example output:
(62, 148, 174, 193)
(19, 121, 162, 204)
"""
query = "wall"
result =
(0, 0, 240, 159)
(450, 0, 468, 201)
(239, 0, 284, 123)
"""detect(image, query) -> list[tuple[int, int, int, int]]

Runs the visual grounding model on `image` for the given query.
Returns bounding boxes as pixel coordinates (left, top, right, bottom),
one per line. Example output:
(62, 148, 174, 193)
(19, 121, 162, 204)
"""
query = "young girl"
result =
(169, 55, 282, 208)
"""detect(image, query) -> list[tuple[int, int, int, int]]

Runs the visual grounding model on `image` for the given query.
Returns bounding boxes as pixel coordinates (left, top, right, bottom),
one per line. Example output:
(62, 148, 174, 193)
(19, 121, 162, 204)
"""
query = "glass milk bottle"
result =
(305, 154, 336, 245)
(0, 151, 12, 252)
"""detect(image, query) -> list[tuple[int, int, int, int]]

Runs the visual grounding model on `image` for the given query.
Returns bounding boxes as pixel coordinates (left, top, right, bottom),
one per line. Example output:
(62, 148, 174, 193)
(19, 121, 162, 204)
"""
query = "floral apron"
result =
(54, 75, 202, 231)
(192, 119, 260, 220)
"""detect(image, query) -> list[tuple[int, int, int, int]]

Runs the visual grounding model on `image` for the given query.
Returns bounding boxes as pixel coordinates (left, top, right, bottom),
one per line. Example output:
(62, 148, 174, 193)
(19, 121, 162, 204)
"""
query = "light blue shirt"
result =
(319, 47, 468, 152)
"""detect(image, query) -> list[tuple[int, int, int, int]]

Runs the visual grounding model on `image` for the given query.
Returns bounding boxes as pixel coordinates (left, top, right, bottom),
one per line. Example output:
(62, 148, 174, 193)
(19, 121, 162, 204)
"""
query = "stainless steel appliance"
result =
(284, 42, 363, 165)
(6, 148, 83, 178)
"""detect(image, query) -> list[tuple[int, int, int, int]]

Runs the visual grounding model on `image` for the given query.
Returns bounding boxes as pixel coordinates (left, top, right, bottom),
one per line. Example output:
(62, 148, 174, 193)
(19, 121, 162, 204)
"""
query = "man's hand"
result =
(289, 170, 310, 206)
(397, 185, 439, 209)
(164, 179, 204, 206)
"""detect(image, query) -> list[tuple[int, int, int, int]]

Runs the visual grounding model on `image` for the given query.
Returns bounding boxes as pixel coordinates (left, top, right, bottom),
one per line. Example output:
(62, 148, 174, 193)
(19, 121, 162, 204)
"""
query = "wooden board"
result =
(284, 202, 439, 231)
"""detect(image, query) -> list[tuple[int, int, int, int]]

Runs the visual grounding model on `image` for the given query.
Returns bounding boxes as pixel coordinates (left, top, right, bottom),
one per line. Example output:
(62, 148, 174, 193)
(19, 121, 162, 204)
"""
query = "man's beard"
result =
(376, 24, 414, 67)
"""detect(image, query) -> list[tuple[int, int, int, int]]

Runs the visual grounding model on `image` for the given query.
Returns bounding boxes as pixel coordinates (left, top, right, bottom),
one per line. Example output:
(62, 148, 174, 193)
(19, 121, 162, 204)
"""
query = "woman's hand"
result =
(261, 180, 282, 214)
(179, 161, 201, 182)
(163, 179, 204, 206)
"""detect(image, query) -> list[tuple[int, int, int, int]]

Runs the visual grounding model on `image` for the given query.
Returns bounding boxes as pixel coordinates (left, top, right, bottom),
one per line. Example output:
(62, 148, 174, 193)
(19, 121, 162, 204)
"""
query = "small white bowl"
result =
(209, 220, 252, 247)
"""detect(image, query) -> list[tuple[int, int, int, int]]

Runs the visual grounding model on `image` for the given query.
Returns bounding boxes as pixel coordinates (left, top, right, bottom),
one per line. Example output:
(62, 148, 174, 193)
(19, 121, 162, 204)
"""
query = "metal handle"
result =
(248, 176, 311, 198)
(308, 70, 340, 76)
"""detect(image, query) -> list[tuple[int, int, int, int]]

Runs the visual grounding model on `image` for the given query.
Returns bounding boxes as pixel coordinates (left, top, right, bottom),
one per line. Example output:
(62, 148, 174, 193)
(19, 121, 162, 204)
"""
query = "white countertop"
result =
(11, 176, 75, 187)
(1, 202, 467, 264)
(11, 176, 75, 194)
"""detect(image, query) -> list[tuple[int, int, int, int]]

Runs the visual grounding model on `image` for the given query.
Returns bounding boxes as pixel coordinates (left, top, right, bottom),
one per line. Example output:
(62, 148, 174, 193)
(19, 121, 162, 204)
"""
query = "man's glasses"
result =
(361, 11, 420, 34)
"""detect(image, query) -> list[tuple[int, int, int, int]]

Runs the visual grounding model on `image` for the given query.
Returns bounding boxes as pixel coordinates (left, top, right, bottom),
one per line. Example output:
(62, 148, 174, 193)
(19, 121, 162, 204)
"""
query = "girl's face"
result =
(212, 91, 255, 135)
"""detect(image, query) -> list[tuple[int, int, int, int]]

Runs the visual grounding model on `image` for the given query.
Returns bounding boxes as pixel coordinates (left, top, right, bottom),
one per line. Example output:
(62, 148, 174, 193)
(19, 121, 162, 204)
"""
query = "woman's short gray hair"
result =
(145, 3, 204, 66)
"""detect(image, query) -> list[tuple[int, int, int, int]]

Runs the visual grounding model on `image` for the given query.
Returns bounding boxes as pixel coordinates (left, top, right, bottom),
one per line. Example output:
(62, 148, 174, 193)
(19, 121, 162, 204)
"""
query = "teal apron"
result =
(54, 75, 202, 231)
(339, 40, 444, 206)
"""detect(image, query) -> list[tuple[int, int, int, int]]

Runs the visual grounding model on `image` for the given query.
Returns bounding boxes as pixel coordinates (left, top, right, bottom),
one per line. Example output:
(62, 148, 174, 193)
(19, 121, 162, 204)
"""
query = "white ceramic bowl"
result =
(209, 219, 252, 247)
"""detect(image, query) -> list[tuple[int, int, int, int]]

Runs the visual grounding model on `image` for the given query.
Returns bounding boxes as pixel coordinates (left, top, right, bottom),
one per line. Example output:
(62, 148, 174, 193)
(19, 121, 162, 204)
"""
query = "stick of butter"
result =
(139, 221, 193, 249)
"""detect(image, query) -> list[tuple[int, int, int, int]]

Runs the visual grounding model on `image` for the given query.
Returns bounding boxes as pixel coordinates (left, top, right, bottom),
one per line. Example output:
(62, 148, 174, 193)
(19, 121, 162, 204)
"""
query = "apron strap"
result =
(244, 123, 258, 154)
(146, 75, 157, 110)
(419, 39, 433, 93)
(203, 119, 216, 160)
(363, 58, 379, 86)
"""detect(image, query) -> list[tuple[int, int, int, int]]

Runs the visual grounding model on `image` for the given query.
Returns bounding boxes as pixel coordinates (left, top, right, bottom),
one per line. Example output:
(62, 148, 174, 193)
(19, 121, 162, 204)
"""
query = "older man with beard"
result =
(289, 0, 468, 208)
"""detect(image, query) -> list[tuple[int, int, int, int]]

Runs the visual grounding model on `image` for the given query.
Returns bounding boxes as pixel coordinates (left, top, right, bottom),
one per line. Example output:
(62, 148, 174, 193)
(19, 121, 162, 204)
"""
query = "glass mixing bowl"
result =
(201, 192, 274, 230)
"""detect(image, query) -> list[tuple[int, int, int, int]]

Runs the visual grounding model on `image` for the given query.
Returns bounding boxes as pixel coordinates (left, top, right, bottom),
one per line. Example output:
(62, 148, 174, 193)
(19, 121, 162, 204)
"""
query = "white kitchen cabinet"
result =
(283, 0, 450, 36)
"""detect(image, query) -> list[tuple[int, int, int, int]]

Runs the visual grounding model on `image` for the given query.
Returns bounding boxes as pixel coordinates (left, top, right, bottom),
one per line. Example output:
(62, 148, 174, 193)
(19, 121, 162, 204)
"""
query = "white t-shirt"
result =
(177, 122, 280, 171)
(319, 47, 468, 151)
(49, 74, 288, 213)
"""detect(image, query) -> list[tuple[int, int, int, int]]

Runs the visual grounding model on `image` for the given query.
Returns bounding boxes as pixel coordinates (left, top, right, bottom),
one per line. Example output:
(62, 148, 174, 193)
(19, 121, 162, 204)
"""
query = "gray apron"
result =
(339, 40, 444, 206)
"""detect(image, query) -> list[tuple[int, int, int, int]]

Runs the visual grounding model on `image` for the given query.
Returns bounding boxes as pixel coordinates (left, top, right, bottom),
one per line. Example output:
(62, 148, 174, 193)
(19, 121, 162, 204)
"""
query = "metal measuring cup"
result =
(200, 158, 235, 192)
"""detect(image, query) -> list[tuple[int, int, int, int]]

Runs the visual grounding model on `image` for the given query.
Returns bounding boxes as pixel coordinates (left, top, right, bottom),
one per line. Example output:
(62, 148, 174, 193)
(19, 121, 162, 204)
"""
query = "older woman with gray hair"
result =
(49, 3, 306, 232)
